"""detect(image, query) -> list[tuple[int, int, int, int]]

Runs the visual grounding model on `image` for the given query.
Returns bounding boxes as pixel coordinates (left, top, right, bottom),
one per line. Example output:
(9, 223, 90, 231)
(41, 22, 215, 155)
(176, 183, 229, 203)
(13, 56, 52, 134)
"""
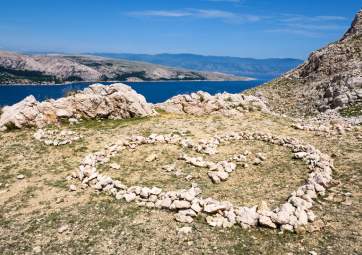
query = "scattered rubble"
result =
(292, 110, 360, 135)
(33, 129, 82, 146)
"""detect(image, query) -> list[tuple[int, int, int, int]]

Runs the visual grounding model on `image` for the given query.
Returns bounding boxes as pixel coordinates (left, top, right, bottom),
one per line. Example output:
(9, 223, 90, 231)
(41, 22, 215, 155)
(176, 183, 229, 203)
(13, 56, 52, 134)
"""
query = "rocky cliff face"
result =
(249, 9, 362, 117)
(0, 52, 248, 84)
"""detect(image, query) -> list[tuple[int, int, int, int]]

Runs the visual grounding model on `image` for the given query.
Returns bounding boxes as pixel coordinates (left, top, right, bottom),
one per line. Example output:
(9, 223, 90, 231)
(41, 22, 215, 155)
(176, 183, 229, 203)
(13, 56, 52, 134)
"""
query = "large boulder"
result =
(156, 91, 269, 116)
(0, 83, 154, 130)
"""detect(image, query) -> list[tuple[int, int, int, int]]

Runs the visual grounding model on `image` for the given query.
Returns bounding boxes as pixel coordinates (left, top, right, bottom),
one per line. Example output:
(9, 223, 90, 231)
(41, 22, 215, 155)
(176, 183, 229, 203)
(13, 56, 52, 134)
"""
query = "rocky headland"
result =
(0, 52, 250, 84)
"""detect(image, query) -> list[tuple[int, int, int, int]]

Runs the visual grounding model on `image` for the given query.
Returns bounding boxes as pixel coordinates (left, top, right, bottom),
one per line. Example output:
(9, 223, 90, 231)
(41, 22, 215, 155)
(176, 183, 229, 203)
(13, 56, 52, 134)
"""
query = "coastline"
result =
(0, 77, 257, 86)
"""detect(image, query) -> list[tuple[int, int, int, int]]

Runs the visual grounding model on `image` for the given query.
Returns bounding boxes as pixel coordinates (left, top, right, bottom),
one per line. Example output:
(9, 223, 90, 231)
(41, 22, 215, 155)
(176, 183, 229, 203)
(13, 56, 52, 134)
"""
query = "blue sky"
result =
(0, 0, 360, 59)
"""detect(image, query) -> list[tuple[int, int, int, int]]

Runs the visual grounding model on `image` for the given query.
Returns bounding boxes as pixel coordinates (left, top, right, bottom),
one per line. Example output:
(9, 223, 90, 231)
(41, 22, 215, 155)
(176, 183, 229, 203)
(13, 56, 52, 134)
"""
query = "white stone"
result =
(191, 202, 203, 213)
(124, 193, 137, 202)
(206, 215, 225, 227)
(256, 153, 267, 161)
(204, 203, 226, 213)
(236, 207, 259, 226)
(259, 215, 277, 229)
(69, 184, 77, 191)
(177, 226, 192, 235)
(160, 197, 172, 208)
(307, 211, 316, 222)
(145, 154, 158, 162)
(175, 213, 193, 223)
(280, 224, 294, 232)
(179, 209, 197, 217)
(57, 225, 69, 233)
(32, 246, 42, 254)
(208, 172, 221, 183)
(150, 187, 162, 195)
(253, 158, 262, 165)
(140, 187, 150, 198)
(110, 163, 121, 170)
(16, 174, 25, 180)
(295, 208, 308, 225)
(172, 200, 191, 209)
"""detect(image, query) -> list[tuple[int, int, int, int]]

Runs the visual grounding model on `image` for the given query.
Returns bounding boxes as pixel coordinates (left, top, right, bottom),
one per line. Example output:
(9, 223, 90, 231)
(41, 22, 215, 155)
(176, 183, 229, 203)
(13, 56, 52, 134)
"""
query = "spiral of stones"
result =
(71, 131, 333, 232)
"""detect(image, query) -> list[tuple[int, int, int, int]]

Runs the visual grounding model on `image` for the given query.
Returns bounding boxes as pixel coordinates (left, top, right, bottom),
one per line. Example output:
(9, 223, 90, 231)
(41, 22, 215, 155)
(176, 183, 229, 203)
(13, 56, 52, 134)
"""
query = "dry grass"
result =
(0, 112, 361, 254)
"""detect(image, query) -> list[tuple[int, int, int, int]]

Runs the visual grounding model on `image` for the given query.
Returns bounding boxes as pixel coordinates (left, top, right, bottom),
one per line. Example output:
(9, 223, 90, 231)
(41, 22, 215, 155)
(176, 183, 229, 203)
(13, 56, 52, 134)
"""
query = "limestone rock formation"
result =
(249, 9, 362, 116)
(156, 91, 269, 115)
(0, 83, 154, 130)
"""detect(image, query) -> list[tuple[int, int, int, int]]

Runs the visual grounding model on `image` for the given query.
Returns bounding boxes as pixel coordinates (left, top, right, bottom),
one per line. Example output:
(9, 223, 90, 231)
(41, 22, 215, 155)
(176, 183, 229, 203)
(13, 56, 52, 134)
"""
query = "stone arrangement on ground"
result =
(291, 110, 361, 135)
(33, 129, 82, 146)
(64, 130, 334, 232)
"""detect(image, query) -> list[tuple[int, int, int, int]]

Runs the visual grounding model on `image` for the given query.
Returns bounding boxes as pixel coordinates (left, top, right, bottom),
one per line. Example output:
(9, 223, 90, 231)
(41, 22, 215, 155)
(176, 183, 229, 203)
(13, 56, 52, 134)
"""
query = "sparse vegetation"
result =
(340, 102, 362, 117)
(0, 112, 360, 254)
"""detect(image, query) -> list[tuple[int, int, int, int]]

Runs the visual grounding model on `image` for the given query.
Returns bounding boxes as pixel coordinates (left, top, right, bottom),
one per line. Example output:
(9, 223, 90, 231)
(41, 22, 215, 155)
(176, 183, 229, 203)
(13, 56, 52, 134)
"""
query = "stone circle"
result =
(66, 131, 333, 232)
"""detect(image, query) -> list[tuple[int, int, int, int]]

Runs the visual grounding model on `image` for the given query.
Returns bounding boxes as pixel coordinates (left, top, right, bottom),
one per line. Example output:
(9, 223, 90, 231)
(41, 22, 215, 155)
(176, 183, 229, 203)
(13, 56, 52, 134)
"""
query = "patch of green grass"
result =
(140, 128, 153, 137)
(0, 165, 15, 184)
(155, 108, 167, 114)
(340, 102, 362, 117)
(45, 178, 68, 189)
(74, 116, 150, 130)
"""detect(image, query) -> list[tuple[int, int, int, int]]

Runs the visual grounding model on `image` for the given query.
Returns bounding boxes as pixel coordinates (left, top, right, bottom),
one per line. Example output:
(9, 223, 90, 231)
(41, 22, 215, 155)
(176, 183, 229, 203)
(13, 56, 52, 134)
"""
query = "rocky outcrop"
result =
(249, 9, 362, 116)
(156, 91, 269, 115)
(0, 83, 154, 130)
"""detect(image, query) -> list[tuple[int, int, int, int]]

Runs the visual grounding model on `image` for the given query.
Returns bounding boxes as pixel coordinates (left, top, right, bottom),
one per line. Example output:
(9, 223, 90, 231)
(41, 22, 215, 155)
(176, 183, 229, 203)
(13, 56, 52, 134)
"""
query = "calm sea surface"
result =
(0, 80, 266, 106)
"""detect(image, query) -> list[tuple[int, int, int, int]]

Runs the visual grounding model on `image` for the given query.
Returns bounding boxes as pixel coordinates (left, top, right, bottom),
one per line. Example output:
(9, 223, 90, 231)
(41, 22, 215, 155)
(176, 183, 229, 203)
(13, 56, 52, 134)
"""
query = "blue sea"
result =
(0, 80, 266, 106)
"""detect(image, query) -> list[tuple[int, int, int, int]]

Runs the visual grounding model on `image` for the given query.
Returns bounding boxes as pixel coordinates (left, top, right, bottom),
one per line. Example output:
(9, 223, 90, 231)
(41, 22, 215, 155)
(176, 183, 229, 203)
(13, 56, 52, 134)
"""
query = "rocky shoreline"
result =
(0, 77, 256, 86)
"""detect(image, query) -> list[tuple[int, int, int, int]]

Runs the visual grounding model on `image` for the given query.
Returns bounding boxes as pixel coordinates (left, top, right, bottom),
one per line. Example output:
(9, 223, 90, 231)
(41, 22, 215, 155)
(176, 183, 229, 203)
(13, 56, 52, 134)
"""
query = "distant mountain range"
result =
(0, 52, 248, 84)
(90, 53, 303, 79)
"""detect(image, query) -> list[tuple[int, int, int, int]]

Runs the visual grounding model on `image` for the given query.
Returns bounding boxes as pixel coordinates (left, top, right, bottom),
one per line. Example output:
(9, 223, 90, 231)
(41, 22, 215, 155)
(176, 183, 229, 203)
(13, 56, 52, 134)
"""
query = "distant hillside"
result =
(248, 9, 362, 117)
(90, 53, 303, 79)
(0, 52, 249, 84)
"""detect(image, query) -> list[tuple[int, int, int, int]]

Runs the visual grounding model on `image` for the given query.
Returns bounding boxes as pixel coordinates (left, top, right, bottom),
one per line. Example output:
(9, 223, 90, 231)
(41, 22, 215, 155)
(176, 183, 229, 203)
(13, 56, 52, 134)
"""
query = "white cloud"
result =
(127, 9, 347, 37)
(129, 10, 192, 17)
(266, 28, 321, 38)
(127, 9, 261, 23)
(267, 14, 348, 37)
(281, 14, 347, 23)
